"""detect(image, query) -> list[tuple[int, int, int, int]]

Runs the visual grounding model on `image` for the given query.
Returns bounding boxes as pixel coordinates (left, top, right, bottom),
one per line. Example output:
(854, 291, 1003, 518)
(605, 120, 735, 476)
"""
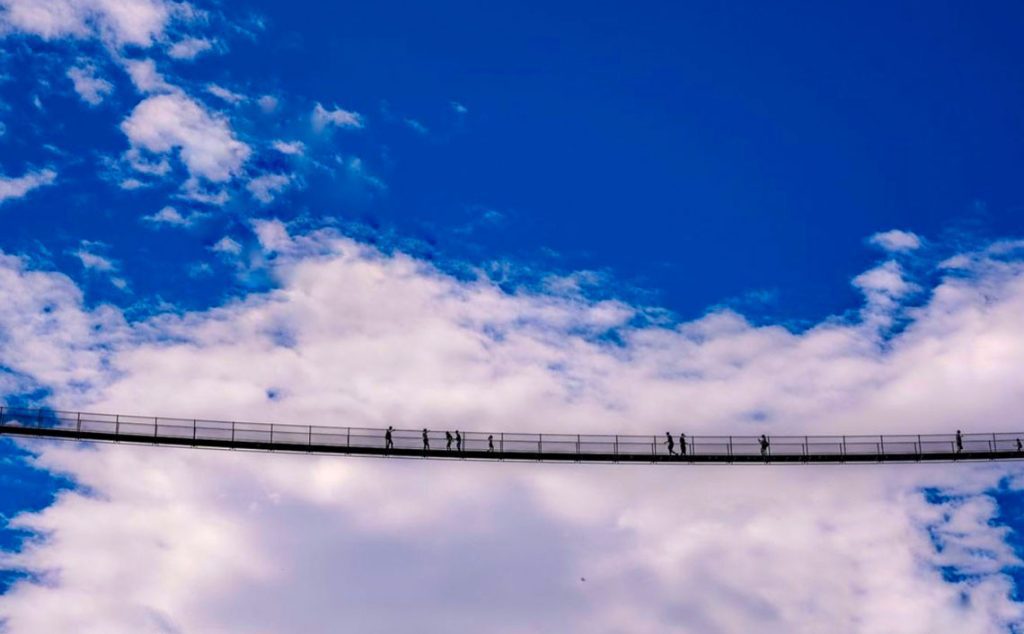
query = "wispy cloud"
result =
(870, 229, 923, 253)
(66, 64, 113, 105)
(142, 205, 207, 228)
(206, 84, 246, 105)
(312, 102, 364, 132)
(271, 140, 305, 156)
(0, 168, 57, 205)
(168, 37, 215, 60)
(246, 173, 292, 204)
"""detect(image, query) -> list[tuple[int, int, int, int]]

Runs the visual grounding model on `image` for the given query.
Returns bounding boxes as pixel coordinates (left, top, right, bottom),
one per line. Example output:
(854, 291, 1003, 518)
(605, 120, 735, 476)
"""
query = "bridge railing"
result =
(1, 404, 1022, 461)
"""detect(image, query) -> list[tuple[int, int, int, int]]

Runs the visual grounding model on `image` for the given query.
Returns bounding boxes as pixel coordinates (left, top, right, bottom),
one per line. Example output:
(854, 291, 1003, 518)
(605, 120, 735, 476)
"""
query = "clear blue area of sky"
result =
(3, 0, 1024, 324)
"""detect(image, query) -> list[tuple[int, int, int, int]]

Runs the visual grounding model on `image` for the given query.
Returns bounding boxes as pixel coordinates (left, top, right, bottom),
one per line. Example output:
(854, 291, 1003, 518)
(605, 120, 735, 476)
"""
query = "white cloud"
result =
(177, 178, 230, 206)
(206, 83, 245, 105)
(405, 118, 428, 134)
(870, 229, 923, 253)
(271, 139, 305, 156)
(211, 235, 242, 256)
(0, 168, 56, 205)
(338, 155, 385, 191)
(121, 93, 251, 183)
(2, 232, 1024, 631)
(118, 177, 145, 190)
(0, 0, 178, 47)
(122, 58, 170, 93)
(65, 64, 113, 105)
(451, 100, 468, 114)
(257, 94, 278, 113)
(142, 205, 205, 228)
(71, 242, 116, 272)
(168, 36, 213, 60)
(246, 173, 291, 203)
(311, 102, 363, 132)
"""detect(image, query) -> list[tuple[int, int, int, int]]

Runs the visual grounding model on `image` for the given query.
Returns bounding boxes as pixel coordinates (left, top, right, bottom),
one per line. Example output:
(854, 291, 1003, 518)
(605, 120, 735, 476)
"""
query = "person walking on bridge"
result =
(455, 430, 462, 452)
(665, 432, 676, 456)
(759, 434, 770, 459)
(488, 434, 495, 453)
(1017, 438, 1022, 453)
(446, 431, 453, 451)
(422, 428, 430, 452)
(679, 432, 687, 456)
(956, 430, 963, 454)
(385, 426, 394, 451)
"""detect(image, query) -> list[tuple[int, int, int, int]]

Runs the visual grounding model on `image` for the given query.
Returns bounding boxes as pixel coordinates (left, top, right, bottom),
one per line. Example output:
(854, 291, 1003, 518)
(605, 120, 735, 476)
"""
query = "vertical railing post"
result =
(916, 434, 921, 459)
(308, 425, 312, 447)
(539, 434, 543, 455)
(76, 411, 81, 434)
(346, 427, 350, 449)
(991, 433, 997, 455)
(115, 414, 120, 436)
(270, 424, 274, 445)
(804, 435, 809, 461)
(193, 420, 197, 442)
(614, 435, 619, 461)
(500, 432, 504, 456)
(576, 434, 580, 459)
(154, 417, 159, 438)
(728, 436, 733, 462)
(231, 421, 235, 443)
(0, 406, 5, 426)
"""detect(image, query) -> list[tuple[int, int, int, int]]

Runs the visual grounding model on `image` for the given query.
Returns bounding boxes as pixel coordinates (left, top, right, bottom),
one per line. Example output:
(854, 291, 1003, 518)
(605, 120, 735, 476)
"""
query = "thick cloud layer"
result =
(0, 225, 1023, 632)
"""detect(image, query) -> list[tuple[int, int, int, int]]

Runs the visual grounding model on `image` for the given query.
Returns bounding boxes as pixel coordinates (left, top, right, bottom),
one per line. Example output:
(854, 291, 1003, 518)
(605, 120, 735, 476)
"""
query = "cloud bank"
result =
(0, 225, 1022, 631)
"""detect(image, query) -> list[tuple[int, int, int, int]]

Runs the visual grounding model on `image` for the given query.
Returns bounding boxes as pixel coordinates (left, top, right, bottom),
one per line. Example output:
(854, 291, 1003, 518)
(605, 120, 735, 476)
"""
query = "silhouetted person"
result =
(422, 428, 430, 451)
(680, 432, 687, 456)
(385, 426, 394, 451)
(759, 434, 770, 459)
(488, 434, 495, 452)
(665, 432, 676, 455)
(1017, 438, 1022, 453)
(955, 429, 963, 454)
(446, 431, 453, 451)
(455, 430, 462, 452)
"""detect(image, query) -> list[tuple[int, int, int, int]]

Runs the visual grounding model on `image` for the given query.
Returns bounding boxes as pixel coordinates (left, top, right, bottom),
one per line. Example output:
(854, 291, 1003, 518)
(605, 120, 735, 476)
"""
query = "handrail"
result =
(0, 404, 1022, 465)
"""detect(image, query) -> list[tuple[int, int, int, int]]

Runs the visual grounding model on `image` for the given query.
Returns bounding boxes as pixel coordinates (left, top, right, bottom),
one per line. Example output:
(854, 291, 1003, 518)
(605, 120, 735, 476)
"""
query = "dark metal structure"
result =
(1, 405, 1021, 464)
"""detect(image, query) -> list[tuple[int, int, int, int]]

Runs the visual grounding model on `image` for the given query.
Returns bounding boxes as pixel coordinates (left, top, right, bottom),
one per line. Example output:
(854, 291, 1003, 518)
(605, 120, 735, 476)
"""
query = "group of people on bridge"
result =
(384, 426, 496, 454)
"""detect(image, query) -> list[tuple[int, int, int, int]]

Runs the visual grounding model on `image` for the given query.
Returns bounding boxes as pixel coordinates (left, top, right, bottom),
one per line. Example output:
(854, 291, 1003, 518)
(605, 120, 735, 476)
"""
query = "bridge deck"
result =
(2, 406, 1022, 465)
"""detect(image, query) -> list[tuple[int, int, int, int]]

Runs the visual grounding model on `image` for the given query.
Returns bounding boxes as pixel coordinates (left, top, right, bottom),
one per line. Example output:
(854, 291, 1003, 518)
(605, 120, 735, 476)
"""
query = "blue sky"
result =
(2, 0, 1024, 630)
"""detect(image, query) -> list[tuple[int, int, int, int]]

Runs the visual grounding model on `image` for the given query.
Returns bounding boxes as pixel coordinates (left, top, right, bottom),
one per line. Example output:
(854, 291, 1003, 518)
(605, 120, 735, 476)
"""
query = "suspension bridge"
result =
(0, 405, 1021, 464)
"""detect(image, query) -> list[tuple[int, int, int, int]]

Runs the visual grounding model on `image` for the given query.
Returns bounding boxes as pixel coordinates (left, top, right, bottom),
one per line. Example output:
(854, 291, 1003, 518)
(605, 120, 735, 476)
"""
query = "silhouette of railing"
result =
(1, 405, 1022, 464)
